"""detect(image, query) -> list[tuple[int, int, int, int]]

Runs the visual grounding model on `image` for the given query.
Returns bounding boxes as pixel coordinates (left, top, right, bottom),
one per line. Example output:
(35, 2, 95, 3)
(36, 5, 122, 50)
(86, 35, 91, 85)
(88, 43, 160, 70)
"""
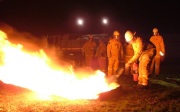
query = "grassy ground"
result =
(0, 62, 179, 112)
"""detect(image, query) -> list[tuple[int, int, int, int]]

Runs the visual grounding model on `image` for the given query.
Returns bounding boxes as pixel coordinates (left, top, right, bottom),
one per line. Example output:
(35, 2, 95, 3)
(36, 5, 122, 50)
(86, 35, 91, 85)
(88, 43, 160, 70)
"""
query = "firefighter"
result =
(107, 30, 124, 77)
(123, 42, 134, 76)
(124, 30, 156, 89)
(95, 38, 107, 73)
(82, 35, 97, 69)
(150, 28, 165, 78)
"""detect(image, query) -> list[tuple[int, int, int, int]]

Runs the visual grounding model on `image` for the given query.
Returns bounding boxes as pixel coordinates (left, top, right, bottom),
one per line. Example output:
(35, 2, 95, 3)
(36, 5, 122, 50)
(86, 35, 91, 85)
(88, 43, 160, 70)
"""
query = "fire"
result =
(0, 30, 119, 100)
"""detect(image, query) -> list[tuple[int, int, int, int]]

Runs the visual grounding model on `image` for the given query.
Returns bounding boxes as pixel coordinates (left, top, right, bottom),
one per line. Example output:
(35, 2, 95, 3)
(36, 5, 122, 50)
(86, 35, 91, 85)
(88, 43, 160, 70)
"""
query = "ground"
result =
(0, 61, 179, 112)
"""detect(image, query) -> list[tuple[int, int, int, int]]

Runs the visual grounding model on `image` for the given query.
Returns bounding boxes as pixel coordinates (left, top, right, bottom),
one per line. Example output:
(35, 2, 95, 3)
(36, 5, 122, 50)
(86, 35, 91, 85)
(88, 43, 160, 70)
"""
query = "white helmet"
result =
(153, 28, 158, 33)
(125, 30, 133, 42)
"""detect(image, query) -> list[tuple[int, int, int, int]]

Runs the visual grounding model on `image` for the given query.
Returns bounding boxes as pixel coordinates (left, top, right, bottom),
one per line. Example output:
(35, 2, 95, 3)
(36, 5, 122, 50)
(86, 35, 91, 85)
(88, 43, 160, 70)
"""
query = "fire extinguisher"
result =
(132, 62, 138, 82)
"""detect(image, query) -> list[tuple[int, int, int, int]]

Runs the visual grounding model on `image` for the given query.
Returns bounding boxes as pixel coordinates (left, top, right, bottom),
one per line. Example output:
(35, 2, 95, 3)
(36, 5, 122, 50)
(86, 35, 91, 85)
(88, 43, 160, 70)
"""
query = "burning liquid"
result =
(0, 30, 119, 100)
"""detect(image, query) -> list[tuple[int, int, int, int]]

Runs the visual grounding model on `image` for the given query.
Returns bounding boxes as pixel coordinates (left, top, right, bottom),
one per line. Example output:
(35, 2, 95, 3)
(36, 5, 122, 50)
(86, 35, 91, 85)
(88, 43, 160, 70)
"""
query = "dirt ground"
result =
(0, 58, 180, 112)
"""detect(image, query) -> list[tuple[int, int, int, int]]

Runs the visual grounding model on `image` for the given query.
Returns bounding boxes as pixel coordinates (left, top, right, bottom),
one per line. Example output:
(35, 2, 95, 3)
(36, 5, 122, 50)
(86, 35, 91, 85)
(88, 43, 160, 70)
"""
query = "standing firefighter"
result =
(82, 35, 97, 68)
(150, 28, 165, 78)
(124, 43, 134, 76)
(107, 30, 124, 77)
(124, 30, 156, 89)
(95, 39, 107, 73)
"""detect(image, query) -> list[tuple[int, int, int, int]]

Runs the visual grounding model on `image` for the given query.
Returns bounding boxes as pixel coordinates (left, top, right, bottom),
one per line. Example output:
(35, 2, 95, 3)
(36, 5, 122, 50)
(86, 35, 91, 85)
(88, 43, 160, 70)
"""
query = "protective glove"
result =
(159, 51, 165, 62)
(125, 62, 130, 68)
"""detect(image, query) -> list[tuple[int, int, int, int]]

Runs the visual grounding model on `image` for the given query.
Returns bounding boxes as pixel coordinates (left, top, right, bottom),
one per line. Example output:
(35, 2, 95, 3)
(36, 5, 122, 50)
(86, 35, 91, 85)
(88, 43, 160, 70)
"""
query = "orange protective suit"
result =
(150, 34, 165, 76)
(126, 37, 156, 86)
(107, 37, 124, 77)
(95, 39, 107, 72)
(124, 43, 134, 75)
(82, 38, 97, 68)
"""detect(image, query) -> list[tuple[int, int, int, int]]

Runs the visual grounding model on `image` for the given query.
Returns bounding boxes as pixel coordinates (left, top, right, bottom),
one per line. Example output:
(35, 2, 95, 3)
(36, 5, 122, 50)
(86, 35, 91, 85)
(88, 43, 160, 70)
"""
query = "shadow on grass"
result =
(98, 86, 123, 101)
(98, 75, 138, 101)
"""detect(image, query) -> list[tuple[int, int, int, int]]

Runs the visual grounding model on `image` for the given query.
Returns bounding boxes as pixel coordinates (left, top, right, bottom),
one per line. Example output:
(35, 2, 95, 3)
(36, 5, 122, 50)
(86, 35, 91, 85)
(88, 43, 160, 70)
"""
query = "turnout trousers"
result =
(138, 48, 156, 86)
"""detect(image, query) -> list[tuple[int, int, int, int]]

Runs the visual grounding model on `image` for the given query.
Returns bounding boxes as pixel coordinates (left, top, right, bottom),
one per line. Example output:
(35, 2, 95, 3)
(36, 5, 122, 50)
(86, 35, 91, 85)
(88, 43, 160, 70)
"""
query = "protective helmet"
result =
(113, 30, 120, 36)
(153, 28, 158, 33)
(125, 30, 133, 42)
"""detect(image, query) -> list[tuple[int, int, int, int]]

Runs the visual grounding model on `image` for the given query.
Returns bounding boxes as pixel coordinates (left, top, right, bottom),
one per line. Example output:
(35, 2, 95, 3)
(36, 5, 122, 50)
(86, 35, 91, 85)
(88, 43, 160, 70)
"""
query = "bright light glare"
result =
(102, 18, 108, 25)
(77, 19, 84, 25)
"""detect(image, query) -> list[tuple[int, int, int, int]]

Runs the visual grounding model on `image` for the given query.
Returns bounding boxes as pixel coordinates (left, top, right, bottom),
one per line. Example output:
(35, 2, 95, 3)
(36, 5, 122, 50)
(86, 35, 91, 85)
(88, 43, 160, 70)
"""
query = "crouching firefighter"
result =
(124, 30, 156, 89)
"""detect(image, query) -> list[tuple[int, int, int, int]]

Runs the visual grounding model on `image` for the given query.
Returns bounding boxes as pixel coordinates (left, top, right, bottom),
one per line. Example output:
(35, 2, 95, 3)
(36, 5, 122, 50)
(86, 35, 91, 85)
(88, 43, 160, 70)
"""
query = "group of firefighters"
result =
(82, 28, 165, 89)
(0, 26, 165, 90)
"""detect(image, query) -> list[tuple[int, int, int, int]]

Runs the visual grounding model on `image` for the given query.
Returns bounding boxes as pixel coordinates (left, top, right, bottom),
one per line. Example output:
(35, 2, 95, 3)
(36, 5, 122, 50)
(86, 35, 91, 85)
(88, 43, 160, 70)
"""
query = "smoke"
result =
(0, 23, 42, 49)
(0, 23, 52, 57)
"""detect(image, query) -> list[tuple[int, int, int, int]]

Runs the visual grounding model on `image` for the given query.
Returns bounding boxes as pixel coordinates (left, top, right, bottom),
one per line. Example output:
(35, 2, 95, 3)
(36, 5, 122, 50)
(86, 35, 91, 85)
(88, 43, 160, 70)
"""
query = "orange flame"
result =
(0, 30, 119, 100)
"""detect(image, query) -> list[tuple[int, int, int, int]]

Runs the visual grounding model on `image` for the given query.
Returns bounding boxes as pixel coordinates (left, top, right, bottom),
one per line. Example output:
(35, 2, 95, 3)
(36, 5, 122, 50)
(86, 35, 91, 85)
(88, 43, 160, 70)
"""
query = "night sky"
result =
(0, 0, 180, 62)
(0, 0, 179, 36)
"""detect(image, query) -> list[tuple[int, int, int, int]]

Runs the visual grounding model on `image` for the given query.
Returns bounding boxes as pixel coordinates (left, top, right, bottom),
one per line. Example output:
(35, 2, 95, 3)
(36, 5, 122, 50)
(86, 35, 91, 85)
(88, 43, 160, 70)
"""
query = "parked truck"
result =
(46, 34, 110, 67)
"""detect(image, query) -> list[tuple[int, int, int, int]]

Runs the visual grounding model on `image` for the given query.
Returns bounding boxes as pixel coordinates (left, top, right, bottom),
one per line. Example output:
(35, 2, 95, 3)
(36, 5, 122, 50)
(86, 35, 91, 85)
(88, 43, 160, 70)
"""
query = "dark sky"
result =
(0, 0, 180, 60)
(0, 0, 180, 36)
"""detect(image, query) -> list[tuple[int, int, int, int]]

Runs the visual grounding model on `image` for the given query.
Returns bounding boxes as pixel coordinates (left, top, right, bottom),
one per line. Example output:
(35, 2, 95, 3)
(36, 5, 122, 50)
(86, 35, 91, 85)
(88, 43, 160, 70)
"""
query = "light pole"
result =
(76, 17, 84, 37)
(76, 17, 84, 36)
(102, 17, 108, 33)
(76, 17, 84, 66)
(102, 18, 108, 25)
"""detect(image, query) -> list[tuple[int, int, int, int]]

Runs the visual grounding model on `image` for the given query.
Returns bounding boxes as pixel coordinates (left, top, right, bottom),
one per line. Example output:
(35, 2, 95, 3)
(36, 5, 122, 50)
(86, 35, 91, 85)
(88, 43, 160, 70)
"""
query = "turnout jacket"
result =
(150, 34, 165, 57)
(107, 38, 124, 60)
(127, 37, 155, 64)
